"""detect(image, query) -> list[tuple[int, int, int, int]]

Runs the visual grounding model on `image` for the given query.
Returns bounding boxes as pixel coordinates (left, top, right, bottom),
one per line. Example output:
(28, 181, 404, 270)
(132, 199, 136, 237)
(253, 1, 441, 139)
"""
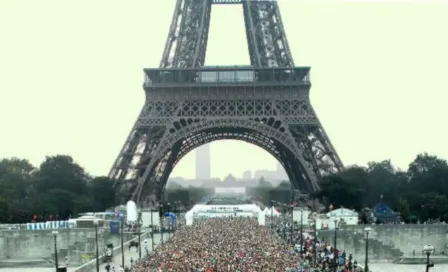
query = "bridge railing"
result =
(0, 223, 27, 230)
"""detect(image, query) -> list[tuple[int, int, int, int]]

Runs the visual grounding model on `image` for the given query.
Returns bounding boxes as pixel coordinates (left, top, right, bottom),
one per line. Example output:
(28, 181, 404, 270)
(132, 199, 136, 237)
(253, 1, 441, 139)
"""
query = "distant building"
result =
(254, 169, 281, 182)
(242, 170, 252, 179)
(276, 162, 288, 180)
(223, 173, 236, 182)
(196, 144, 211, 179)
(251, 163, 288, 183)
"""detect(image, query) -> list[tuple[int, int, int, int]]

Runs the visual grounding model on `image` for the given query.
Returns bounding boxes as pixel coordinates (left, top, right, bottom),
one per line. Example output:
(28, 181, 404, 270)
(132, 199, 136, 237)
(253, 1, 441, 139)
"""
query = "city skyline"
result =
(1, 1, 447, 180)
(176, 149, 287, 181)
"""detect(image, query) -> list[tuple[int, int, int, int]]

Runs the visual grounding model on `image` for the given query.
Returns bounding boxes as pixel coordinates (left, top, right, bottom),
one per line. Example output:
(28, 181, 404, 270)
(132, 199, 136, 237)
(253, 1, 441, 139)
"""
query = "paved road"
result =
(88, 232, 167, 272)
(369, 263, 448, 272)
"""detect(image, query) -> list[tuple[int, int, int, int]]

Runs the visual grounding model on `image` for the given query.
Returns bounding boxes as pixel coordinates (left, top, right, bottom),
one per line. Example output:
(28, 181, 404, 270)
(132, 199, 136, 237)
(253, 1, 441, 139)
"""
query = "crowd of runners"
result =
(132, 215, 363, 272)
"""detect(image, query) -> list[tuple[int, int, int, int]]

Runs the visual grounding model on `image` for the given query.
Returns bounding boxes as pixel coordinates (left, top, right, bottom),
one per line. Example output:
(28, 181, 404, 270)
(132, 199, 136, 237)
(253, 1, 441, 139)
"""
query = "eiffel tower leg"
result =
(160, 0, 211, 68)
(136, 141, 182, 206)
(109, 102, 176, 203)
(277, 146, 314, 193)
(289, 122, 343, 177)
(243, 0, 294, 67)
(108, 108, 146, 180)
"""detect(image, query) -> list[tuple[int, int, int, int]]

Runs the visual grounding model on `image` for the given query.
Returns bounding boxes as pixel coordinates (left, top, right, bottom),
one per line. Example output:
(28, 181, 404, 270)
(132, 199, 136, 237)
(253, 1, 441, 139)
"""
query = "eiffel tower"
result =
(109, 0, 343, 205)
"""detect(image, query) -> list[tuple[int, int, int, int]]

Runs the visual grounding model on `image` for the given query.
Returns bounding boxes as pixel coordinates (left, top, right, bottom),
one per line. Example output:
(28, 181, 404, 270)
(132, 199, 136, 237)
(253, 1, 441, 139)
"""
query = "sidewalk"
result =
(88, 232, 167, 271)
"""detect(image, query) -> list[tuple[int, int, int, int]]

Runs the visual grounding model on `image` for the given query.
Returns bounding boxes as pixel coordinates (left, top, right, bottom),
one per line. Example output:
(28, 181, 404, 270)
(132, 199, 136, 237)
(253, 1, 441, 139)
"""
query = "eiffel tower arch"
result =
(109, 0, 343, 205)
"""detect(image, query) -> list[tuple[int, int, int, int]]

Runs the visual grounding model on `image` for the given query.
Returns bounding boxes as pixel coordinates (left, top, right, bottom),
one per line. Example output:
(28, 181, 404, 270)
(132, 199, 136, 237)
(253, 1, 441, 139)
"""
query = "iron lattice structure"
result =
(109, 0, 343, 205)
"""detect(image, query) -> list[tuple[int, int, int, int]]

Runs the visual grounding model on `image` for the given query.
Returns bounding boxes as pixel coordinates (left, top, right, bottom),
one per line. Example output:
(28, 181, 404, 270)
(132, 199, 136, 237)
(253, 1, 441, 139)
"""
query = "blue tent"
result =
(164, 212, 176, 225)
(110, 221, 120, 234)
(372, 202, 399, 223)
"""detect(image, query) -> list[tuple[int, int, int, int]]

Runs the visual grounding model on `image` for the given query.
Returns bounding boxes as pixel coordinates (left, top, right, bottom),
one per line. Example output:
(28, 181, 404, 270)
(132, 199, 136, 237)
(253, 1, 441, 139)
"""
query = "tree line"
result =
(319, 153, 448, 223)
(245, 153, 448, 223)
(1, 153, 447, 223)
(0, 155, 116, 223)
(0, 155, 224, 223)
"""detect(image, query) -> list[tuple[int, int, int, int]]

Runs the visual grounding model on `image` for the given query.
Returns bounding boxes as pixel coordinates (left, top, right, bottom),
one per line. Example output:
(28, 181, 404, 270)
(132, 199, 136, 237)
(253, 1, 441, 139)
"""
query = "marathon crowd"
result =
(133, 215, 363, 272)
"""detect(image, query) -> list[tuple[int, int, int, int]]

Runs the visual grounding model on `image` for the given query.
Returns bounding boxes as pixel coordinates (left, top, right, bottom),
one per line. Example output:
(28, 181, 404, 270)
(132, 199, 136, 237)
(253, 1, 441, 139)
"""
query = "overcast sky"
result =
(1, 0, 447, 179)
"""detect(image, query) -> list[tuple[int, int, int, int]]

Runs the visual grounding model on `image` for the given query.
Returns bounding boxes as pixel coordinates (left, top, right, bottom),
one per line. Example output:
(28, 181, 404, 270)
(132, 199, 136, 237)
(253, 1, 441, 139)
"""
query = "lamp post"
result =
(283, 204, 287, 241)
(333, 219, 338, 272)
(137, 210, 142, 260)
(312, 215, 317, 264)
(364, 227, 372, 272)
(173, 201, 177, 232)
(348, 253, 353, 270)
(120, 213, 125, 268)
(270, 200, 274, 232)
(52, 230, 58, 272)
(299, 209, 303, 253)
(167, 202, 171, 239)
(93, 219, 100, 272)
(290, 204, 294, 245)
(160, 204, 164, 244)
(176, 201, 180, 231)
(150, 207, 154, 251)
(423, 244, 435, 272)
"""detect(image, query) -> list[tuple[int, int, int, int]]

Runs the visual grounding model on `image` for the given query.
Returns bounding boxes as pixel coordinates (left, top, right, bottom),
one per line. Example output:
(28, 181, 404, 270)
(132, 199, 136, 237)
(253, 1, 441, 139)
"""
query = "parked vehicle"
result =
(102, 243, 114, 263)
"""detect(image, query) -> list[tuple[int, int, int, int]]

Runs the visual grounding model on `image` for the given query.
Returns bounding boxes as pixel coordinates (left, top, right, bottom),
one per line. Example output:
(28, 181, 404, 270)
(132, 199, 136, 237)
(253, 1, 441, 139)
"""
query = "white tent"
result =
(266, 206, 281, 217)
(185, 210, 194, 226)
(326, 208, 359, 228)
(272, 206, 281, 216)
(258, 211, 266, 225)
(263, 207, 269, 215)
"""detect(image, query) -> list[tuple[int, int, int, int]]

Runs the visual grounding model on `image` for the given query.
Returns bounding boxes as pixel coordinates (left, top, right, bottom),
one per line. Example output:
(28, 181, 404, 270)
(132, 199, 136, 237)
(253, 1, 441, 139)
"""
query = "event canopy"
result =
(265, 206, 281, 217)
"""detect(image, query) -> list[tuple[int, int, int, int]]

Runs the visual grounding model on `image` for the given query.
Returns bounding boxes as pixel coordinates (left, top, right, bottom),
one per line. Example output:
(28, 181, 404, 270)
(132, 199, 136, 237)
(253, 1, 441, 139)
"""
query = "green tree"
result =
(406, 154, 448, 198)
(408, 153, 448, 176)
(247, 186, 270, 203)
(365, 160, 399, 207)
(35, 189, 78, 219)
(0, 197, 9, 222)
(36, 155, 89, 195)
(277, 180, 291, 189)
(166, 182, 182, 189)
(396, 197, 410, 222)
(2, 152, 448, 224)
(0, 158, 36, 222)
(317, 166, 367, 210)
(0, 158, 35, 178)
(90, 176, 116, 211)
(419, 192, 448, 221)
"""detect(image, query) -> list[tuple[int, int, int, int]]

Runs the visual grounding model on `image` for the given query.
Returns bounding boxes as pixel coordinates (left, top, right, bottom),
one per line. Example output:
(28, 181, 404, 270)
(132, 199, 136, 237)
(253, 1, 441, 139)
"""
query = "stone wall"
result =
(0, 228, 134, 263)
(318, 224, 448, 262)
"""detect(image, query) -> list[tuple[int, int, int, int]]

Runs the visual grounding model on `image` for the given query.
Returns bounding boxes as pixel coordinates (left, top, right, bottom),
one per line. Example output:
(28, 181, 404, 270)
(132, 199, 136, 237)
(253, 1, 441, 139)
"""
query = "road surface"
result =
(369, 263, 448, 272)
(1, 233, 168, 272)
(89, 232, 164, 271)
